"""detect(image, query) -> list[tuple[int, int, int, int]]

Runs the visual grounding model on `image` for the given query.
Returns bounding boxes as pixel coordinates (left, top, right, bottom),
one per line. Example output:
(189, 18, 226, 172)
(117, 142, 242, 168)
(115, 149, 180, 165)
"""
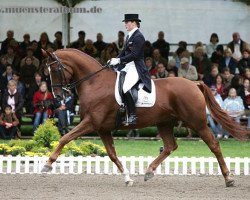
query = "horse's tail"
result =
(198, 82, 250, 141)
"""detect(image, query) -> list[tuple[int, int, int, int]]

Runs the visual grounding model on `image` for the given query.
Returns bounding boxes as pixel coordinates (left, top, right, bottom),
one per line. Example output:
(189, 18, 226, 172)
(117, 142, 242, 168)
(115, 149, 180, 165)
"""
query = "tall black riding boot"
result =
(123, 91, 137, 125)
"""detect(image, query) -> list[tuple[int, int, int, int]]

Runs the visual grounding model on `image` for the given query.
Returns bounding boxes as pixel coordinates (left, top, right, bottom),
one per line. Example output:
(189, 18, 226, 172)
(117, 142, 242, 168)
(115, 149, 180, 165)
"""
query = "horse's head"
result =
(42, 49, 73, 100)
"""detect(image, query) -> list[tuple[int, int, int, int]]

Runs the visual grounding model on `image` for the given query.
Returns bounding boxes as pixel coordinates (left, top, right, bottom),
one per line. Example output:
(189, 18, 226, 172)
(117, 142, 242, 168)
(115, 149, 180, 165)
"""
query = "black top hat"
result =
(122, 14, 141, 22)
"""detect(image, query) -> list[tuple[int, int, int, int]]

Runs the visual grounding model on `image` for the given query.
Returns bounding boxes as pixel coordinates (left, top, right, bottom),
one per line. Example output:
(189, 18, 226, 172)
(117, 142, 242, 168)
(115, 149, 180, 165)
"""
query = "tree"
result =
(234, 0, 250, 5)
(53, 0, 85, 46)
(54, 0, 85, 7)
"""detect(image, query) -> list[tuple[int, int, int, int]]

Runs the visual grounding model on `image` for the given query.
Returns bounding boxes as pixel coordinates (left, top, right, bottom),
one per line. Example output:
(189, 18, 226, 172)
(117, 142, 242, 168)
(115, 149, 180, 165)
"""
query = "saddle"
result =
(115, 71, 156, 127)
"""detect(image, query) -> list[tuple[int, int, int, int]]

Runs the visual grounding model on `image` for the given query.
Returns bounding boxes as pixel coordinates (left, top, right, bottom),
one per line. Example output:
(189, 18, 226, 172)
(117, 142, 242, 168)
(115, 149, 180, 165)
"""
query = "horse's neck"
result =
(63, 50, 101, 79)
(77, 58, 100, 74)
(64, 50, 117, 90)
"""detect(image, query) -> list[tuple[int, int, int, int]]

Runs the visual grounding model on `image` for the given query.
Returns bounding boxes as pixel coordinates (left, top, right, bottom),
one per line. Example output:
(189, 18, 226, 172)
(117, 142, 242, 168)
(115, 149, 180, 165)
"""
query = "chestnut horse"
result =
(41, 49, 249, 187)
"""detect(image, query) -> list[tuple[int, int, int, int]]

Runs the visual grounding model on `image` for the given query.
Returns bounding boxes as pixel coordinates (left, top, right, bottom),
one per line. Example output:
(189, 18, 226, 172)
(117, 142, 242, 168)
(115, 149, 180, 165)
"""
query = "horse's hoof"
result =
(41, 164, 53, 173)
(225, 173, 235, 187)
(225, 179, 235, 187)
(144, 171, 154, 181)
(125, 179, 134, 187)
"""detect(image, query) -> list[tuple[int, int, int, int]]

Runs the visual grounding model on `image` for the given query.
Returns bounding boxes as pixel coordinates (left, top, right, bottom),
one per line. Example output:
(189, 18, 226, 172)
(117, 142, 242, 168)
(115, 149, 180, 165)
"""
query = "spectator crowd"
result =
(0, 30, 250, 139)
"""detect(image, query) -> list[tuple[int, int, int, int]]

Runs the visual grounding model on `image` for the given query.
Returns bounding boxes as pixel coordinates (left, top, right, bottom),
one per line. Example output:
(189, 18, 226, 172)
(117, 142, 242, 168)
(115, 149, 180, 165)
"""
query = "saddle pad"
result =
(115, 72, 156, 107)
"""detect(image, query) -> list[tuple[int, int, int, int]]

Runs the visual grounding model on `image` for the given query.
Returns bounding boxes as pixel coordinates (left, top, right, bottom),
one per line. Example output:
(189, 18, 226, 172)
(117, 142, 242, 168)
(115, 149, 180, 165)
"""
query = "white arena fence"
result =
(0, 156, 249, 175)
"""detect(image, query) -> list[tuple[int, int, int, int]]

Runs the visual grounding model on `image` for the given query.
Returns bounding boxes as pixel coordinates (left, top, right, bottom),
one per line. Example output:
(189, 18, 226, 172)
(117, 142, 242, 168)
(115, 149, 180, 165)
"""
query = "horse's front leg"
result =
(99, 131, 134, 186)
(41, 117, 93, 172)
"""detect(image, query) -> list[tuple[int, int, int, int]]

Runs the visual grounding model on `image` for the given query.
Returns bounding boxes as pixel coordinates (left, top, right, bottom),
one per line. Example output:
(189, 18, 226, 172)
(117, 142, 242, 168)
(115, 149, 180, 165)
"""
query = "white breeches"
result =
(121, 61, 139, 93)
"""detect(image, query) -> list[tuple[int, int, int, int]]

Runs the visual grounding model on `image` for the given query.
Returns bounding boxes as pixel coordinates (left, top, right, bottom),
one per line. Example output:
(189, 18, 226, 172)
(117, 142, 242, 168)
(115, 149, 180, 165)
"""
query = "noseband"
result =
(46, 52, 110, 97)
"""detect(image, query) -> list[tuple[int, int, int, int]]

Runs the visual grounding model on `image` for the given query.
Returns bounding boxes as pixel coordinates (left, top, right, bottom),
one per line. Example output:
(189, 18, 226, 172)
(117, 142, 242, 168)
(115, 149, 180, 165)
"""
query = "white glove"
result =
(110, 58, 120, 66)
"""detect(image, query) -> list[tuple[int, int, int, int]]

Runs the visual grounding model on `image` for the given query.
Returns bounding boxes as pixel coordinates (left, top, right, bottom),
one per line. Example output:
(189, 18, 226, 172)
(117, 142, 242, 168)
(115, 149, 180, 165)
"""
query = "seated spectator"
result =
(152, 49, 168, 68)
(114, 31, 125, 54)
(0, 105, 19, 139)
(192, 46, 211, 80)
(193, 41, 205, 51)
(145, 57, 157, 76)
(244, 67, 250, 79)
(213, 74, 227, 100)
(37, 32, 54, 61)
(223, 88, 245, 138)
(12, 71, 25, 99)
(237, 78, 250, 110)
(211, 45, 224, 65)
(4, 46, 20, 72)
(0, 56, 8, 76)
(203, 64, 219, 87)
(144, 40, 153, 58)
(0, 56, 8, 95)
(1, 65, 14, 92)
(222, 68, 234, 94)
(30, 40, 40, 61)
(231, 74, 244, 92)
(19, 33, 31, 58)
(152, 31, 170, 61)
(167, 71, 176, 77)
(173, 47, 186, 68)
(178, 57, 198, 81)
(0, 30, 15, 55)
(40, 65, 51, 91)
(26, 73, 43, 114)
(1, 80, 24, 124)
(151, 75, 157, 79)
(20, 47, 40, 69)
(182, 48, 192, 63)
(20, 56, 37, 88)
(178, 41, 188, 50)
(219, 47, 237, 74)
(227, 32, 249, 62)
(32, 82, 54, 134)
(238, 49, 250, 75)
(206, 86, 223, 138)
(82, 39, 98, 58)
(10, 40, 20, 59)
(69, 30, 85, 49)
(53, 31, 63, 50)
(54, 91, 74, 136)
(156, 63, 168, 78)
(166, 59, 178, 76)
(206, 33, 219, 58)
(100, 43, 118, 65)
(94, 33, 107, 58)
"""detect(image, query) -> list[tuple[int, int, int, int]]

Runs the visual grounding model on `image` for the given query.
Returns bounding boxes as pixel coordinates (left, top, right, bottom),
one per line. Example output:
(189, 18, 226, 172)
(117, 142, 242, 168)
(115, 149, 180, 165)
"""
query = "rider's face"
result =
(125, 21, 136, 31)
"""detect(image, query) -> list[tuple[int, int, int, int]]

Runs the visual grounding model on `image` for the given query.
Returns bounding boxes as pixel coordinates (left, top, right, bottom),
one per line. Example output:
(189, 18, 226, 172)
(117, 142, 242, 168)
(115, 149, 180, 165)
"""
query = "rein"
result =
(64, 65, 109, 90)
(47, 52, 110, 93)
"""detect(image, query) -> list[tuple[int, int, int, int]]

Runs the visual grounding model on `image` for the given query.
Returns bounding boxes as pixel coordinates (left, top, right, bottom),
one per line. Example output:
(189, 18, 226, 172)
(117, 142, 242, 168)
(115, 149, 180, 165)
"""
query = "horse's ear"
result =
(45, 50, 53, 58)
(41, 49, 53, 58)
(41, 49, 48, 58)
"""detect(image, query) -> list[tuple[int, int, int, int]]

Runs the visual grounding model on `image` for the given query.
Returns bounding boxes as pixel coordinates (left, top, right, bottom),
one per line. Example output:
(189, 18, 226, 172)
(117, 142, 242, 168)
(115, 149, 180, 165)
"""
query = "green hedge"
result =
(21, 116, 196, 137)
(1, 119, 107, 157)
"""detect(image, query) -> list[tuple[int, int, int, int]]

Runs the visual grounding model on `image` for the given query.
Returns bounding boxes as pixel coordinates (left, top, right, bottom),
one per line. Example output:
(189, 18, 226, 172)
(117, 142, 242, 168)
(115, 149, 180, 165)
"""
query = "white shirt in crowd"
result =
(232, 41, 242, 60)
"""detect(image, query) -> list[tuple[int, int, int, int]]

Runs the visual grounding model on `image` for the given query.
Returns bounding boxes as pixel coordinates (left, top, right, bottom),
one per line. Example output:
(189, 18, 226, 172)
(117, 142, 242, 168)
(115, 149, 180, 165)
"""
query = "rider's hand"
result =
(110, 58, 120, 66)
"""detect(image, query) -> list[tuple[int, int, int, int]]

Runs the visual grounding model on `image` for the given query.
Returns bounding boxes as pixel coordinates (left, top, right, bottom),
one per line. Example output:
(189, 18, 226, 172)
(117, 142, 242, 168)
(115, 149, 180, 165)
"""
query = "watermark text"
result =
(0, 6, 102, 14)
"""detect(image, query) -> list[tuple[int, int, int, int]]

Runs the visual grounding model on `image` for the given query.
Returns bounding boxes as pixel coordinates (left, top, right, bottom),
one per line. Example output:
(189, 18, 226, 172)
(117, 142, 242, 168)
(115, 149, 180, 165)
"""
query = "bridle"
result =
(46, 52, 110, 99)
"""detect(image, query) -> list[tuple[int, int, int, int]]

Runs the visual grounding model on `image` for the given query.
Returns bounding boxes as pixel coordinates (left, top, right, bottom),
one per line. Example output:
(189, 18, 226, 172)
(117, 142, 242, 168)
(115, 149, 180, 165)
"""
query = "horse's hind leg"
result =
(99, 131, 134, 186)
(197, 126, 234, 187)
(145, 123, 178, 181)
(41, 117, 93, 172)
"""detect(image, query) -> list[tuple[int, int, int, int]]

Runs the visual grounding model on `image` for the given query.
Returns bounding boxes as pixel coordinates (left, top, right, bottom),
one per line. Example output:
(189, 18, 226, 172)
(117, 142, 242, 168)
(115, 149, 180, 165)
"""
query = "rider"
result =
(110, 14, 152, 125)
